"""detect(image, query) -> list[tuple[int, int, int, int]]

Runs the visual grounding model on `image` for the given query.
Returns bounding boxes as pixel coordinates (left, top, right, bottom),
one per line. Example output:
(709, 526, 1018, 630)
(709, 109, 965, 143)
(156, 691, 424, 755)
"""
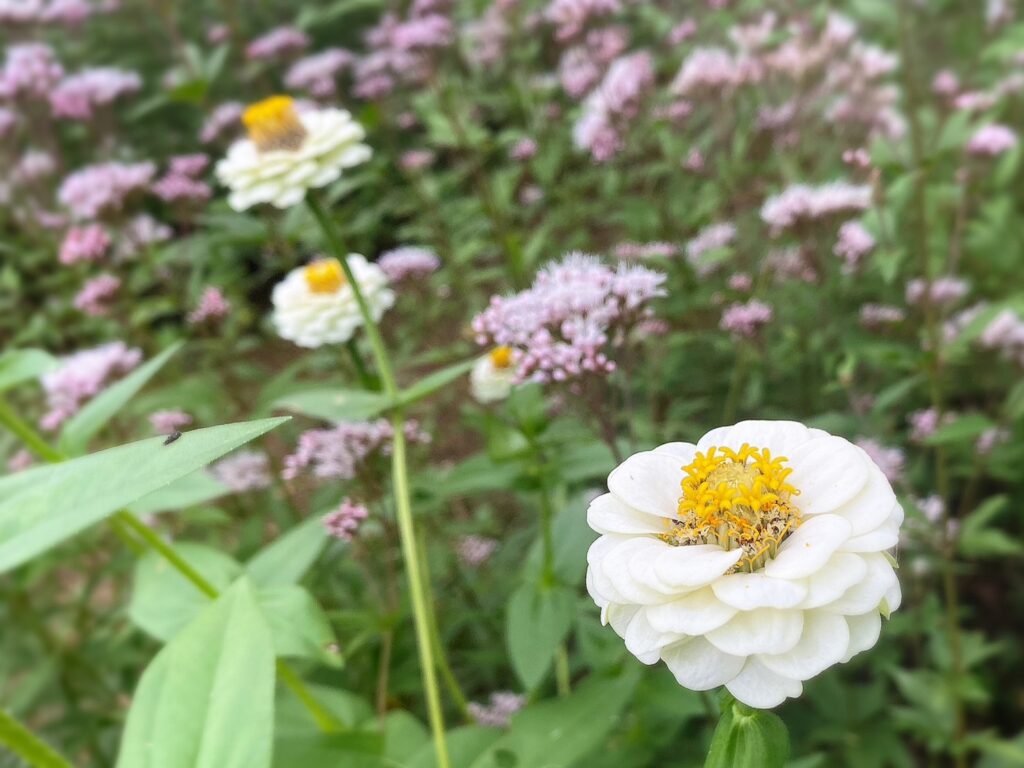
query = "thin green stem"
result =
(308, 193, 451, 768)
(722, 344, 748, 424)
(0, 709, 74, 768)
(346, 339, 378, 391)
(555, 645, 571, 698)
(0, 411, 343, 735)
(0, 397, 63, 462)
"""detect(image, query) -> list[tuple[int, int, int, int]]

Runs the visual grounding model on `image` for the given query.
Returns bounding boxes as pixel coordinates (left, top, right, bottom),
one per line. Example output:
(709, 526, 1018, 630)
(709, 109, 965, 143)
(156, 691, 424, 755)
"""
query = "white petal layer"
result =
(787, 436, 869, 516)
(697, 420, 815, 456)
(663, 637, 745, 690)
(765, 514, 852, 579)
(800, 553, 868, 609)
(706, 608, 804, 656)
(842, 611, 882, 662)
(726, 658, 803, 709)
(654, 545, 743, 589)
(712, 572, 808, 610)
(759, 612, 850, 680)
(832, 463, 898, 535)
(645, 588, 738, 635)
(819, 553, 896, 615)
(607, 450, 685, 518)
(587, 493, 669, 536)
(624, 609, 683, 664)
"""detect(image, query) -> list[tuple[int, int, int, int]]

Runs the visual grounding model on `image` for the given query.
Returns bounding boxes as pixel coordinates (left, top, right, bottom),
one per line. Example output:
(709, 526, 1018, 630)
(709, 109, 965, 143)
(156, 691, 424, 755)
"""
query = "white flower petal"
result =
(624, 609, 683, 664)
(758, 612, 850, 681)
(831, 463, 898, 535)
(607, 450, 684, 518)
(841, 611, 882, 662)
(706, 608, 804, 656)
(645, 587, 738, 635)
(587, 493, 671, 536)
(726, 658, 803, 709)
(819, 553, 897, 615)
(712, 572, 808, 610)
(662, 637, 745, 690)
(655, 545, 744, 589)
(699, 420, 815, 455)
(652, 442, 698, 463)
(600, 537, 675, 604)
(799, 553, 868, 609)
(764, 514, 852, 579)
(788, 436, 869, 516)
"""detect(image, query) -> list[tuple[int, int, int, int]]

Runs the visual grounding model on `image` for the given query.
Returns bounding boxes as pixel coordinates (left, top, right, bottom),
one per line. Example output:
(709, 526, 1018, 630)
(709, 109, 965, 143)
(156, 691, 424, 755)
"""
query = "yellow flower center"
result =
(489, 346, 513, 369)
(242, 95, 307, 152)
(304, 258, 346, 294)
(662, 444, 802, 572)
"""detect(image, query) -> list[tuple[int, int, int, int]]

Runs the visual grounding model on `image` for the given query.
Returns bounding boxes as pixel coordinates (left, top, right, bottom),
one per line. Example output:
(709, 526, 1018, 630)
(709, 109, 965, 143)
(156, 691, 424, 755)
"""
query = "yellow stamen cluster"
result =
(663, 444, 802, 572)
(489, 346, 513, 369)
(243, 95, 307, 152)
(304, 258, 346, 294)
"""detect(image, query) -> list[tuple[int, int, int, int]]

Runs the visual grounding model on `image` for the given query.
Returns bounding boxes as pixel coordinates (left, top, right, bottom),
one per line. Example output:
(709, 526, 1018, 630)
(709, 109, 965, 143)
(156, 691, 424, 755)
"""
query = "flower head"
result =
(470, 347, 517, 403)
(59, 224, 110, 265)
(323, 498, 369, 541)
(210, 450, 272, 492)
(58, 161, 155, 219)
(50, 67, 140, 120)
(967, 124, 1018, 157)
(188, 286, 231, 326)
(586, 421, 903, 708)
(377, 246, 440, 281)
(215, 96, 372, 210)
(40, 342, 142, 430)
(149, 410, 192, 434)
(272, 255, 394, 348)
(73, 274, 120, 316)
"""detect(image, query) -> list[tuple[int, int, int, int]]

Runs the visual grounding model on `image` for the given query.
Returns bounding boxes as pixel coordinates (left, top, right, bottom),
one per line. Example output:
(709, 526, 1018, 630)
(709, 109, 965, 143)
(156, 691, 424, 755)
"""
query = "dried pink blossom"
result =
(323, 498, 369, 541)
(246, 26, 310, 60)
(210, 450, 272, 492)
(760, 182, 872, 234)
(377, 247, 440, 281)
(59, 224, 110, 265)
(469, 692, 527, 728)
(149, 410, 192, 434)
(50, 67, 141, 120)
(40, 342, 142, 430)
(456, 535, 498, 566)
(283, 420, 430, 482)
(187, 286, 231, 325)
(58, 161, 155, 219)
(73, 274, 121, 316)
(720, 299, 773, 339)
(834, 221, 875, 272)
(967, 124, 1018, 156)
(285, 49, 355, 98)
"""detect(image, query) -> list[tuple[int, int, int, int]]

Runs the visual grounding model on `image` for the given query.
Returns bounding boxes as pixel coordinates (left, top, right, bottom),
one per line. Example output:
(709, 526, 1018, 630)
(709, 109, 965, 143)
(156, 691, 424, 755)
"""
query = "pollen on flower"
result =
(664, 444, 802, 572)
(489, 346, 513, 369)
(242, 95, 307, 152)
(304, 258, 346, 294)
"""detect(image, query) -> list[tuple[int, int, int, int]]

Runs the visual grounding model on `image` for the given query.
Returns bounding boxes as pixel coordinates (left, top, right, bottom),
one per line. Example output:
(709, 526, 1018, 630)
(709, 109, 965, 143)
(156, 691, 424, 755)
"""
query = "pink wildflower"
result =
(323, 499, 370, 541)
(40, 342, 142, 430)
(246, 26, 310, 61)
(59, 224, 110, 265)
(73, 274, 121, 316)
(377, 247, 440, 281)
(187, 286, 231, 325)
(720, 299, 773, 339)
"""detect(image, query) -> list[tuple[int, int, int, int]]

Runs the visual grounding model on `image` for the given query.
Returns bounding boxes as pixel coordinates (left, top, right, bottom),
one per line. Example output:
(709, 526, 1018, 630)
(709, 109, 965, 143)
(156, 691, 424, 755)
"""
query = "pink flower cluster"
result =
(833, 220, 875, 272)
(285, 49, 355, 98)
(151, 153, 211, 203)
(353, 8, 453, 98)
(200, 102, 244, 144)
(149, 409, 192, 434)
(855, 438, 905, 483)
(545, 0, 621, 41)
(860, 303, 905, 329)
(908, 408, 953, 443)
(377, 246, 440, 281)
(967, 124, 1018, 157)
(456, 535, 498, 567)
(573, 50, 655, 161)
(50, 67, 141, 120)
(0, 43, 63, 100)
(720, 298, 773, 339)
(246, 26, 310, 61)
(41, 341, 142, 430)
(59, 224, 110, 265)
(671, 46, 755, 96)
(118, 214, 172, 258)
(905, 277, 969, 308)
(283, 419, 431, 482)
(613, 241, 677, 260)
(0, 0, 96, 25)
(471, 253, 666, 384)
(760, 181, 872, 234)
(187, 286, 231, 325)
(468, 692, 527, 728)
(74, 274, 120, 316)
(210, 450, 273, 492)
(979, 309, 1024, 365)
(558, 26, 629, 98)
(58, 161, 155, 219)
(323, 498, 369, 541)
(686, 222, 736, 275)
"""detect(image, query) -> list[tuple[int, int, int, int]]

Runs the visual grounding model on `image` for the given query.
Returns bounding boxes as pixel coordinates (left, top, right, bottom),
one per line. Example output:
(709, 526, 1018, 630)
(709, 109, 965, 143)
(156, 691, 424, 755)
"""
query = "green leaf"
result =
(117, 579, 275, 768)
(259, 585, 343, 667)
(705, 694, 790, 768)
(506, 583, 576, 690)
(397, 358, 476, 409)
(0, 417, 287, 573)
(0, 709, 73, 768)
(407, 726, 500, 768)
(59, 342, 183, 456)
(923, 413, 994, 447)
(129, 471, 229, 517)
(469, 671, 639, 768)
(273, 731, 392, 768)
(274, 388, 389, 422)
(246, 516, 329, 588)
(0, 349, 55, 393)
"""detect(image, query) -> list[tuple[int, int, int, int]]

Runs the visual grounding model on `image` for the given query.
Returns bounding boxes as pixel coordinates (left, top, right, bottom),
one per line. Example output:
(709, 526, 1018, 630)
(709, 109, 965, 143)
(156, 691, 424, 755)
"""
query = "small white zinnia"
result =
(215, 95, 371, 211)
(470, 347, 517, 403)
(586, 420, 903, 709)
(272, 255, 394, 348)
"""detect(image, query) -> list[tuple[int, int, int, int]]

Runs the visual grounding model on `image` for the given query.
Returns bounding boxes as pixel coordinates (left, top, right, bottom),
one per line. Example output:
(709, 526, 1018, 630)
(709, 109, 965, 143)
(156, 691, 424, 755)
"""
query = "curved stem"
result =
(0, 709, 74, 768)
(308, 193, 451, 768)
(0, 397, 63, 462)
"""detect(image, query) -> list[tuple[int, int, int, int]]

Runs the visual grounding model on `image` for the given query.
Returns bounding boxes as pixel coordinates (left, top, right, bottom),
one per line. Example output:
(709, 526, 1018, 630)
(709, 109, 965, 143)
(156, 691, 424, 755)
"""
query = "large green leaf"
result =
(407, 726, 501, 768)
(506, 583, 577, 690)
(59, 342, 183, 456)
(130, 471, 229, 517)
(117, 579, 275, 768)
(0, 349, 56, 393)
(469, 672, 639, 768)
(246, 515, 329, 588)
(0, 418, 287, 573)
(259, 585, 343, 668)
(274, 388, 389, 423)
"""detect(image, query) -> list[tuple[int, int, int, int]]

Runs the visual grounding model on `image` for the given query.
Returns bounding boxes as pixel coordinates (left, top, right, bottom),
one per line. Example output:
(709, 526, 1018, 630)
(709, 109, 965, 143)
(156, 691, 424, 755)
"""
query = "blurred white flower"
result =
(470, 347, 517, 403)
(215, 95, 371, 211)
(272, 255, 394, 348)
(586, 420, 903, 708)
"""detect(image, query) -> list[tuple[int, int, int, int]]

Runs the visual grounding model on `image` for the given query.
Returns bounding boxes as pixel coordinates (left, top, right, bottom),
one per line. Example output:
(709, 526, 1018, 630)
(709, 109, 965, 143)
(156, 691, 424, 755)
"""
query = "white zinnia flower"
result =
(215, 95, 371, 211)
(272, 255, 394, 348)
(470, 347, 516, 403)
(586, 420, 903, 709)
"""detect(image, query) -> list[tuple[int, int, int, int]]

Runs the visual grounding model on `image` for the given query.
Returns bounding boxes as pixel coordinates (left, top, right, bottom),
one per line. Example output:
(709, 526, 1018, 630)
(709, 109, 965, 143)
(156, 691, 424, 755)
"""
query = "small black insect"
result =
(163, 431, 182, 445)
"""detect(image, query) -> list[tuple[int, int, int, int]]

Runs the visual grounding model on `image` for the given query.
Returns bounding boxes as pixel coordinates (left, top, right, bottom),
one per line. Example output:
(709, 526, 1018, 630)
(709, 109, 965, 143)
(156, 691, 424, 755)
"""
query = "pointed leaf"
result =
(246, 516, 329, 588)
(0, 349, 56, 393)
(274, 388, 389, 423)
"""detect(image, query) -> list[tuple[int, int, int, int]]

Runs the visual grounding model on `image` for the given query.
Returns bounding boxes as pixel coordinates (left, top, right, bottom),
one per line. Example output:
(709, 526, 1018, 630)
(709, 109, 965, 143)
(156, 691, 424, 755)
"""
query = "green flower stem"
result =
(0, 407, 344, 735)
(346, 338, 378, 392)
(308, 193, 452, 768)
(554, 646, 571, 698)
(0, 708, 74, 768)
